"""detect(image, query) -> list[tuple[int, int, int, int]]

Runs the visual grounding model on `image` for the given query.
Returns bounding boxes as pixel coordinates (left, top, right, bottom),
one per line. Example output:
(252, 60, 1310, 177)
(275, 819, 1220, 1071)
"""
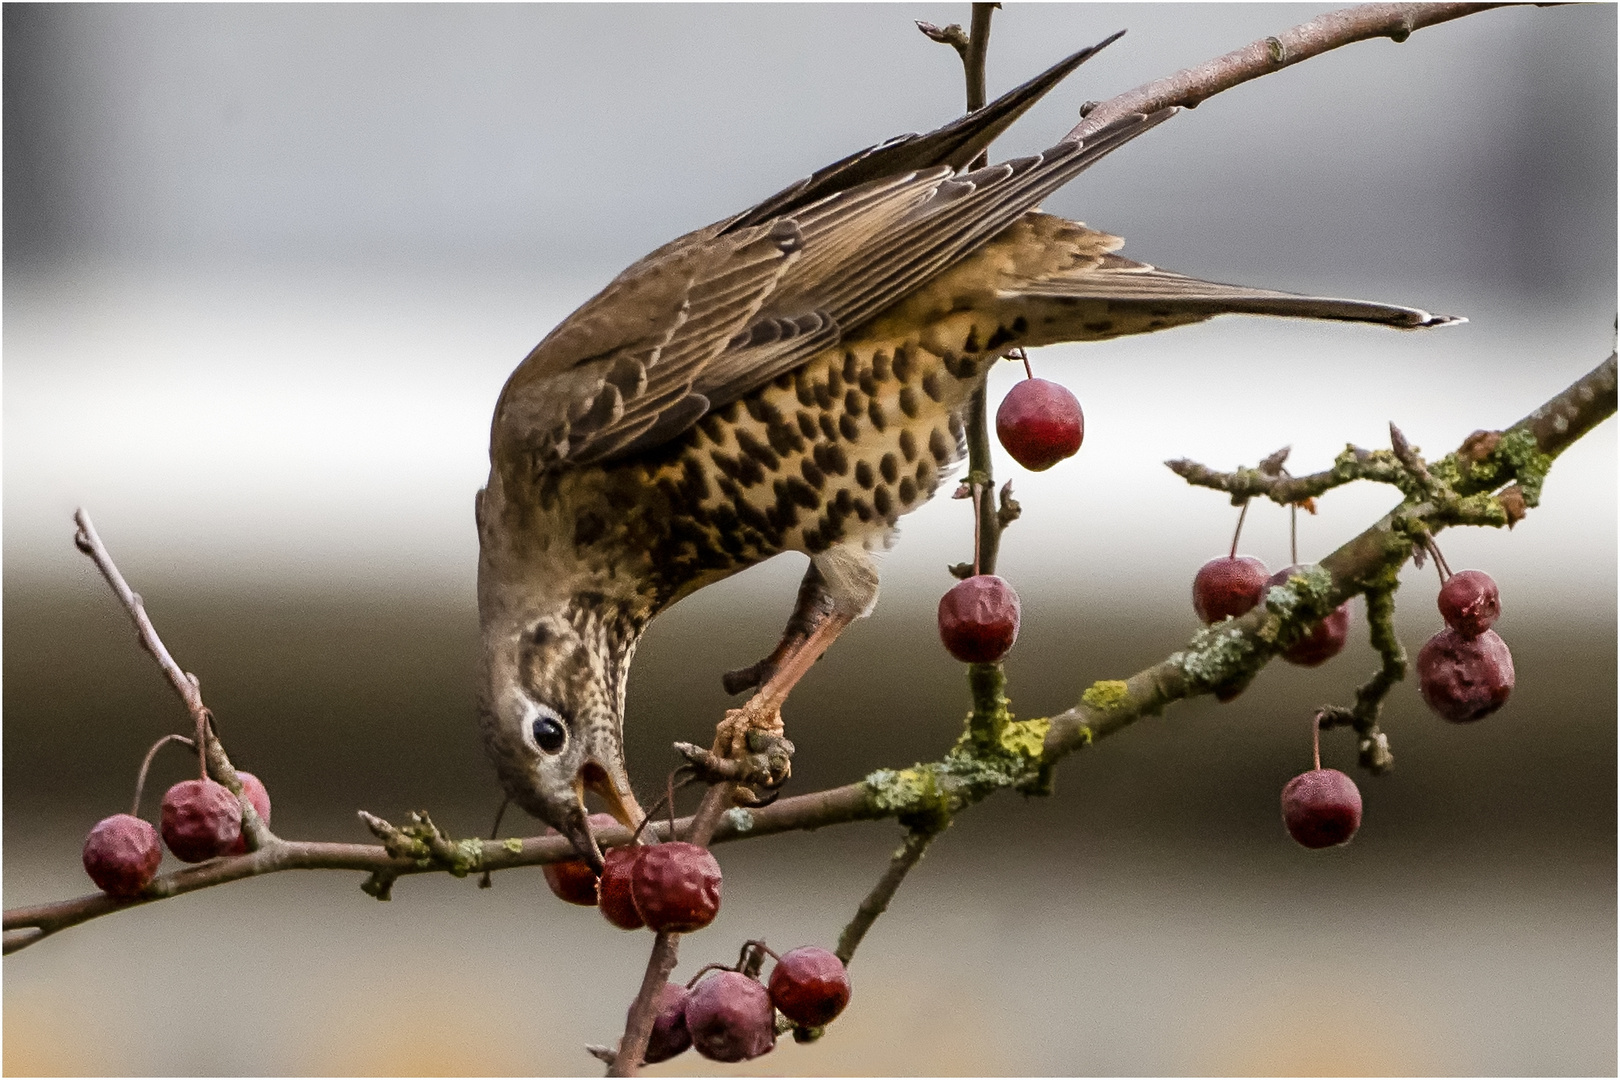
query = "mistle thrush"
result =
(474, 36, 1459, 867)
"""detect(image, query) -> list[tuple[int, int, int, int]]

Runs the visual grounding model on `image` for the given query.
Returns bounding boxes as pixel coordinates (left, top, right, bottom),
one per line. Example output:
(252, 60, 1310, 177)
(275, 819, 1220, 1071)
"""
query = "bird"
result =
(473, 33, 1458, 869)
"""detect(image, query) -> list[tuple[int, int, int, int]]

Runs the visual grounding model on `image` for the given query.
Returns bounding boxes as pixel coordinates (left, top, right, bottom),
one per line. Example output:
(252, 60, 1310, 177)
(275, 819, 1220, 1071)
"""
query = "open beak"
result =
(560, 754, 647, 872)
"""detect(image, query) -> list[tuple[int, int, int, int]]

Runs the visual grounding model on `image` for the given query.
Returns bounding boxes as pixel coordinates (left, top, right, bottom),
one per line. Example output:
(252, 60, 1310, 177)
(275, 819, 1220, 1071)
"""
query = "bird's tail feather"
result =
(1005, 258, 1462, 346)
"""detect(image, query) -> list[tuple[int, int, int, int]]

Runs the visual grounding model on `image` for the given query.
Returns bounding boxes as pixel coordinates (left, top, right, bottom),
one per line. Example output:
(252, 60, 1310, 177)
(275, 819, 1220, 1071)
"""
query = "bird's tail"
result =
(1003, 249, 1462, 346)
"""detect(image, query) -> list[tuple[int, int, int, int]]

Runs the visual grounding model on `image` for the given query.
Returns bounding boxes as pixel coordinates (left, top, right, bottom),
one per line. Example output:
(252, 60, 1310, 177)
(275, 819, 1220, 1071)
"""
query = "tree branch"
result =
(1070, 3, 1518, 140)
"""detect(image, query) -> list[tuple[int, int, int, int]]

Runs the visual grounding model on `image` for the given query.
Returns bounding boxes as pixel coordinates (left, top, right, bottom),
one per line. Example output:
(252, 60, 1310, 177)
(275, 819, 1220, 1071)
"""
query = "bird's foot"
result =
(714, 702, 786, 759)
(675, 730, 795, 803)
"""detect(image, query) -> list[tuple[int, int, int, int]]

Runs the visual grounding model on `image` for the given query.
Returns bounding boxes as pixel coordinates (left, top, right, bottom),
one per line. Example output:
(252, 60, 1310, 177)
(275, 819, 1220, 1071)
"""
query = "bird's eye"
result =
(531, 715, 567, 753)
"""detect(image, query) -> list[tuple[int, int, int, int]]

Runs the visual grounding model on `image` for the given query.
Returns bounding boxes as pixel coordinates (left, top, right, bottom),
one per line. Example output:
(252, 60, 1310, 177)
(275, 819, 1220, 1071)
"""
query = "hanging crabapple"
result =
(1417, 626, 1514, 722)
(542, 813, 617, 906)
(1438, 569, 1501, 638)
(996, 376, 1084, 471)
(1281, 768, 1363, 848)
(599, 844, 648, 930)
(224, 772, 272, 856)
(637, 982, 692, 1065)
(160, 779, 242, 862)
(82, 814, 163, 898)
(631, 842, 722, 933)
(768, 946, 851, 1027)
(938, 575, 1021, 663)
(685, 970, 776, 1063)
(1193, 556, 1269, 623)
(1268, 566, 1350, 666)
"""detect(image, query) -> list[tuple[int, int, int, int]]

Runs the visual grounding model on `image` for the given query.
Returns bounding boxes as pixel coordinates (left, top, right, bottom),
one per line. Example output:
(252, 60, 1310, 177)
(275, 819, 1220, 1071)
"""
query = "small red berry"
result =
(996, 377, 1084, 471)
(82, 814, 163, 898)
(937, 575, 1021, 663)
(542, 813, 616, 906)
(685, 971, 776, 1063)
(1192, 556, 1269, 623)
(160, 779, 242, 862)
(1281, 768, 1362, 848)
(768, 946, 851, 1028)
(1438, 569, 1500, 638)
(599, 844, 647, 930)
(1268, 566, 1350, 667)
(631, 842, 722, 933)
(225, 772, 272, 856)
(1418, 626, 1514, 722)
(638, 982, 692, 1064)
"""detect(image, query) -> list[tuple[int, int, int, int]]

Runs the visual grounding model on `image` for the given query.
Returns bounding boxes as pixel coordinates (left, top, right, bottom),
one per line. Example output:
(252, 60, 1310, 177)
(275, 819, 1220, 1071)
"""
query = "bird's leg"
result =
(722, 562, 836, 695)
(714, 546, 879, 763)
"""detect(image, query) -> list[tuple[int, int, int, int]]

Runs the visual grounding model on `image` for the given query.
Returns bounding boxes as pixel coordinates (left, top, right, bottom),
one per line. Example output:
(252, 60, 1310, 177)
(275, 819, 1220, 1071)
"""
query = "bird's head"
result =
(477, 598, 646, 873)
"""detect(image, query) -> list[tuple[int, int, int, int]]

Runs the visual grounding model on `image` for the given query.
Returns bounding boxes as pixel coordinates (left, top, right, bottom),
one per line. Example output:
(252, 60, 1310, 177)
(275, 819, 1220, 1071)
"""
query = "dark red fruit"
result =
(685, 971, 776, 1063)
(1438, 569, 1501, 638)
(1268, 566, 1350, 667)
(542, 813, 616, 906)
(1192, 556, 1269, 623)
(768, 946, 851, 1027)
(937, 575, 1021, 663)
(639, 982, 693, 1065)
(225, 772, 272, 856)
(1281, 768, 1362, 848)
(599, 844, 647, 930)
(996, 377, 1083, 471)
(160, 779, 242, 862)
(1418, 626, 1514, 722)
(82, 814, 163, 898)
(631, 841, 722, 933)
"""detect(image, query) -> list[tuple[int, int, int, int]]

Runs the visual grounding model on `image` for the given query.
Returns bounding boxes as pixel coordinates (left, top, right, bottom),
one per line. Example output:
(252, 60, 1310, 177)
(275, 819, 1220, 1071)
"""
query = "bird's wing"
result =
(493, 36, 1167, 470)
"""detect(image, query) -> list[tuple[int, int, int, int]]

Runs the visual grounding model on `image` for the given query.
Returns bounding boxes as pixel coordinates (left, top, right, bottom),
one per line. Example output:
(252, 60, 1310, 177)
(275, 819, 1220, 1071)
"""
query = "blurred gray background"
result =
(4, 4, 1614, 1075)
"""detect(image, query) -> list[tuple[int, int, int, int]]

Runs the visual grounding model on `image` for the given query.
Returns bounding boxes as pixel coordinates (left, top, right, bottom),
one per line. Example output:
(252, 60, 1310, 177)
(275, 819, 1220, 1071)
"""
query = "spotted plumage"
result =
(473, 35, 1460, 867)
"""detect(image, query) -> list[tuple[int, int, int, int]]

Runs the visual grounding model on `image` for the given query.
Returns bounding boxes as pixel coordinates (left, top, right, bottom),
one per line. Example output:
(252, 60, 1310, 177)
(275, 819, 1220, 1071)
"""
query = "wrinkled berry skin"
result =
(638, 983, 693, 1064)
(599, 845, 647, 929)
(225, 772, 272, 856)
(996, 378, 1084, 471)
(1418, 627, 1514, 722)
(1268, 566, 1350, 667)
(542, 813, 616, 906)
(1193, 556, 1269, 623)
(160, 779, 242, 862)
(937, 575, 1021, 663)
(83, 814, 163, 898)
(685, 971, 776, 1063)
(768, 946, 851, 1027)
(1281, 768, 1363, 848)
(1438, 570, 1501, 638)
(631, 842, 722, 933)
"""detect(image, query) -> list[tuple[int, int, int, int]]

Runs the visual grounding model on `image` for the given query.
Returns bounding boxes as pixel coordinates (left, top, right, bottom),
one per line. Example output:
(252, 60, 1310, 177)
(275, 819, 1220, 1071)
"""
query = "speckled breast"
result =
(567, 339, 991, 605)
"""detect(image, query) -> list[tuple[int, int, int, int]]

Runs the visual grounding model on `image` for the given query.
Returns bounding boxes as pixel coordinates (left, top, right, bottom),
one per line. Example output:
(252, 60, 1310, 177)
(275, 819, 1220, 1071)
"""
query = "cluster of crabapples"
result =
(81, 738, 271, 898)
(937, 356, 1083, 662)
(1195, 527, 1513, 850)
(544, 815, 851, 1063)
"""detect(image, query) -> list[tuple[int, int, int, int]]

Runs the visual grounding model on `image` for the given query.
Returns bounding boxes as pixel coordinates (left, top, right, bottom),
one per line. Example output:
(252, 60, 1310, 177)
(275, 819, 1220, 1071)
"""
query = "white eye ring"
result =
(521, 699, 569, 754)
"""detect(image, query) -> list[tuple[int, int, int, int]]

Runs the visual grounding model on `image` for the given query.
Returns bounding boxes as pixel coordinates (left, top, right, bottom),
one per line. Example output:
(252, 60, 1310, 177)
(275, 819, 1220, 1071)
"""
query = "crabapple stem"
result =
(971, 483, 983, 577)
(1019, 349, 1033, 380)
(131, 733, 195, 818)
(1312, 711, 1323, 772)
(1290, 502, 1299, 566)
(1230, 499, 1250, 560)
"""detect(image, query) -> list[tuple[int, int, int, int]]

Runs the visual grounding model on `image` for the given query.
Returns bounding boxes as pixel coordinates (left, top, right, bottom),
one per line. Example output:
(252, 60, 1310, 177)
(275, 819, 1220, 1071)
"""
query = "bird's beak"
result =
(562, 753, 647, 871)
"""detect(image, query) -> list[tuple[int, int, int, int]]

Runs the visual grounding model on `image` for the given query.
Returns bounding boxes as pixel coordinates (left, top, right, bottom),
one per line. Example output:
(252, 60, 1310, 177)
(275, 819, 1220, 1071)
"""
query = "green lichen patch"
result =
(503, 838, 524, 855)
(997, 717, 1051, 758)
(724, 807, 756, 833)
(1176, 622, 1259, 692)
(1081, 680, 1129, 713)
(1493, 428, 1552, 504)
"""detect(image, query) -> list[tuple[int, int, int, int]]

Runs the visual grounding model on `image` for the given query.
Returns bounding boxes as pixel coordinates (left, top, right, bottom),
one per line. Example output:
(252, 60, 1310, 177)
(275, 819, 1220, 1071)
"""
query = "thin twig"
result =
(835, 828, 939, 965)
(1070, 3, 1516, 140)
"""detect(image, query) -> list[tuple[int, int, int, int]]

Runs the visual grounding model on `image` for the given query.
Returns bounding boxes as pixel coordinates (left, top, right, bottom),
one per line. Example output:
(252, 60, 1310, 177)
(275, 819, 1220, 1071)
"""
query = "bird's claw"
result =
(675, 731, 795, 792)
